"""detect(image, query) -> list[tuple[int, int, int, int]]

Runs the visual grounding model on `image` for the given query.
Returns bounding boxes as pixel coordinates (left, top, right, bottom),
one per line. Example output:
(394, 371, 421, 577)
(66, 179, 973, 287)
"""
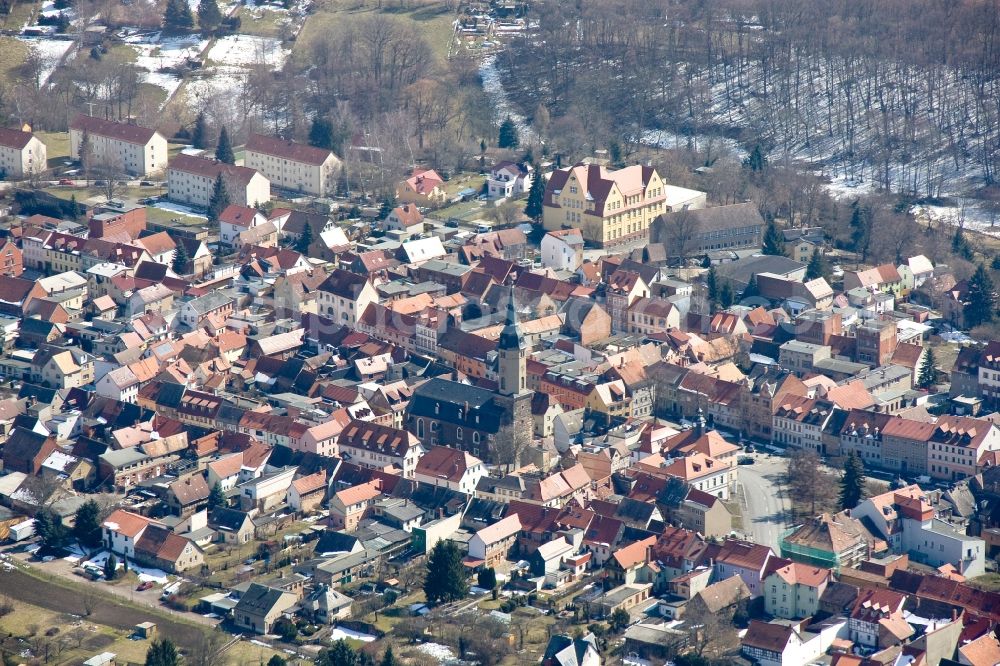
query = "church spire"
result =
(498, 285, 526, 351)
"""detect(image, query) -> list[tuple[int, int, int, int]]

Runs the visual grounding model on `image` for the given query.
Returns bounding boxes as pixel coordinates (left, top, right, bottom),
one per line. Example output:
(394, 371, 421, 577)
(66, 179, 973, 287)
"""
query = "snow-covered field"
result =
(480, 55, 537, 143)
(124, 32, 209, 105)
(17, 36, 74, 86)
(207, 34, 286, 68)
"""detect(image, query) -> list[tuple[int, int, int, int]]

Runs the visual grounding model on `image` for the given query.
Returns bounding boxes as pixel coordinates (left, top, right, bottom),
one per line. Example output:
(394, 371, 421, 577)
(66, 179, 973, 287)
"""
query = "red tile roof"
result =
(0, 127, 34, 150)
(246, 133, 335, 166)
(70, 114, 158, 145)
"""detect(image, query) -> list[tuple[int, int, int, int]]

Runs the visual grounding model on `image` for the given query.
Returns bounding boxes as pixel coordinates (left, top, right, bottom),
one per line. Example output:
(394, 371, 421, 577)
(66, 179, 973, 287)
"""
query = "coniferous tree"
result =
(380, 647, 398, 666)
(965, 263, 996, 328)
(849, 203, 872, 261)
(191, 112, 208, 149)
(145, 639, 180, 666)
(701, 254, 712, 269)
(424, 540, 468, 604)
(524, 166, 545, 221)
(336, 167, 349, 197)
(805, 248, 829, 281)
(295, 221, 313, 255)
(719, 282, 734, 308)
(741, 274, 760, 301)
(104, 553, 118, 580)
(917, 347, 937, 389)
(171, 239, 189, 274)
(197, 0, 222, 32)
(207, 481, 225, 508)
(477, 567, 497, 590)
(706, 266, 718, 304)
(78, 129, 92, 180)
(163, 0, 193, 31)
(744, 143, 767, 172)
(952, 226, 974, 260)
(73, 499, 103, 548)
(207, 174, 230, 220)
(379, 196, 395, 220)
(761, 218, 786, 256)
(309, 116, 334, 150)
(498, 117, 519, 149)
(839, 451, 867, 510)
(267, 657, 287, 666)
(35, 508, 70, 553)
(215, 127, 235, 164)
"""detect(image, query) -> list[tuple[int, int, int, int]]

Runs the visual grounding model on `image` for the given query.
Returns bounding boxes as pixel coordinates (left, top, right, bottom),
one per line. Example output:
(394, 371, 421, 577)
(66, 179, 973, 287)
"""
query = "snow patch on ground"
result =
(416, 643, 457, 663)
(85, 551, 170, 584)
(480, 55, 537, 143)
(17, 37, 74, 86)
(207, 34, 286, 68)
(152, 200, 208, 220)
(641, 128, 747, 159)
(123, 32, 208, 106)
(329, 626, 377, 642)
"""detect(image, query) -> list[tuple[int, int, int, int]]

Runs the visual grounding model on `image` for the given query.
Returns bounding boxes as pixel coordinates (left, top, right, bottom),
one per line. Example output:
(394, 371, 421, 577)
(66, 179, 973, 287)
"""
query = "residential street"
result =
(738, 453, 792, 551)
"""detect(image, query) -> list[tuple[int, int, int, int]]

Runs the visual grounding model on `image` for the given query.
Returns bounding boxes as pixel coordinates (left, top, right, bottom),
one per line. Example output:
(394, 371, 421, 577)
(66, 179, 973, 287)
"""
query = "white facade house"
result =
(317, 269, 379, 327)
(487, 161, 532, 199)
(541, 229, 584, 271)
(0, 126, 46, 179)
(413, 446, 487, 494)
(69, 114, 168, 177)
(167, 154, 270, 209)
(244, 133, 341, 197)
(218, 204, 267, 249)
(851, 485, 987, 576)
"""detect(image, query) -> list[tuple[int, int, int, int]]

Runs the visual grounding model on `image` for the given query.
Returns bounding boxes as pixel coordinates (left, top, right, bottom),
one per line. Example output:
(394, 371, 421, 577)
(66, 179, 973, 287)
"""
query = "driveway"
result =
(738, 453, 792, 551)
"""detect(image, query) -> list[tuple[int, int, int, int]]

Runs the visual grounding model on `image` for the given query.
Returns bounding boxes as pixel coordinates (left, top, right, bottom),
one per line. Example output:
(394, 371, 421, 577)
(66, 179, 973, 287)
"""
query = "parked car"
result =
(737, 456, 755, 465)
(58, 178, 74, 186)
(137, 581, 155, 591)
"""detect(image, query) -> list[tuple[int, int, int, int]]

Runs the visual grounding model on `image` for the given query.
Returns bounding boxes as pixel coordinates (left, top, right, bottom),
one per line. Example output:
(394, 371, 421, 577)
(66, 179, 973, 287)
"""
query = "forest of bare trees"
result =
(500, 0, 1000, 199)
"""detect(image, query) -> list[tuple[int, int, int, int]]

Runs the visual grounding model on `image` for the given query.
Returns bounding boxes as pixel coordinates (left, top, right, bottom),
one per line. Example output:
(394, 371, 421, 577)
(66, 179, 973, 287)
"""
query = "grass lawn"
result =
(145, 204, 208, 227)
(38, 130, 70, 162)
(235, 6, 293, 38)
(0, 0, 36, 31)
(968, 573, 1000, 592)
(0, 36, 29, 85)
(294, 0, 455, 68)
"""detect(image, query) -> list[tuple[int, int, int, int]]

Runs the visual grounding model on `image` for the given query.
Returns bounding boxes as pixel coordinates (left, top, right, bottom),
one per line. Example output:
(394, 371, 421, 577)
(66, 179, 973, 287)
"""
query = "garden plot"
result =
(124, 32, 209, 105)
(86, 550, 170, 584)
(16, 36, 75, 86)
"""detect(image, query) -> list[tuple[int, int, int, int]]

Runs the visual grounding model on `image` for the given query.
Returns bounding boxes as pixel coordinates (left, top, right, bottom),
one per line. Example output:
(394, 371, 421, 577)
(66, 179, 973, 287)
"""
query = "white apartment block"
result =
(244, 133, 341, 197)
(167, 154, 270, 209)
(0, 126, 46, 179)
(69, 114, 168, 177)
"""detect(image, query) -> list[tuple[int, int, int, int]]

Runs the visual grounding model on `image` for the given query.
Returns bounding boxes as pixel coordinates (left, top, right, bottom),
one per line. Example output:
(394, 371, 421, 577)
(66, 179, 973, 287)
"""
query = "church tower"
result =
(497, 286, 528, 397)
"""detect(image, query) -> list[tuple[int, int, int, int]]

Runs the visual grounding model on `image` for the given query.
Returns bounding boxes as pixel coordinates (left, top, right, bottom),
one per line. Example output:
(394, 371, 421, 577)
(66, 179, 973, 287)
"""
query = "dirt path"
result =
(0, 565, 212, 653)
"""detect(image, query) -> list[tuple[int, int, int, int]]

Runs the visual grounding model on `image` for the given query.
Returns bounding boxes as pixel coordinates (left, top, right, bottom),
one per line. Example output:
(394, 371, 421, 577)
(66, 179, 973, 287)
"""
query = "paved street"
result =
(738, 453, 792, 551)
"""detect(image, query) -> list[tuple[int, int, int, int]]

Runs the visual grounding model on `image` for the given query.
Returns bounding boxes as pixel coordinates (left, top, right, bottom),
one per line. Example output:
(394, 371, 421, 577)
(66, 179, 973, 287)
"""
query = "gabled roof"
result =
(169, 154, 260, 186)
(0, 126, 35, 150)
(103, 508, 153, 538)
(246, 133, 336, 166)
(415, 445, 481, 483)
(70, 114, 158, 145)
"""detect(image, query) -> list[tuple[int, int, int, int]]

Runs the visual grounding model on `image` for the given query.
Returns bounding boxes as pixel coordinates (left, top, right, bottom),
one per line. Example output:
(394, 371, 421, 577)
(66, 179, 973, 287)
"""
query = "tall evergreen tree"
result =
(35, 507, 70, 553)
(104, 553, 118, 580)
(706, 266, 718, 304)
(336, 167, 349, 197)
(839, 451, 867, 510)
(719, 282, 734, 308)
(73, 499, 103, 548)
(379, 196, 395, 220)
(805, 247, 829, 281)
(145, 639, 180, 666)
(162, 0, 193, 31)
(498, 117, 519, 149)
(267, 657, 287, 666)
(197, 0, 222, 32)
(524, 166, 545, 221)
(849, 203, 872, 261)
(208, 481, 225, 508)
(965, 263, 996, 328)
(308, 116, 334, 150)
(741, 274, 760, 301)
(745, 143, 767, 172)
(207, 174, 230, 220)
(917, 347, 937, 389)
(171, 239, 189, 274)
(380, 647, 398, 666)
(295, 221, 314, 255)
(424, 540, 468, 604)
(191, 112, 208, 149)
(215, 127, 235, 164)
(952, 226, 974, 260)
(78, 129, 92, 180)
(761, 218, 786, 256)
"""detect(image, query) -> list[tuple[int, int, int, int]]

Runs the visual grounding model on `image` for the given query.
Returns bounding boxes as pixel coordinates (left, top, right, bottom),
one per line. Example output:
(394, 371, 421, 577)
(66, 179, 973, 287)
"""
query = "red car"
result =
(58, 179, 74, 186)
(136, 581, 155, 591)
